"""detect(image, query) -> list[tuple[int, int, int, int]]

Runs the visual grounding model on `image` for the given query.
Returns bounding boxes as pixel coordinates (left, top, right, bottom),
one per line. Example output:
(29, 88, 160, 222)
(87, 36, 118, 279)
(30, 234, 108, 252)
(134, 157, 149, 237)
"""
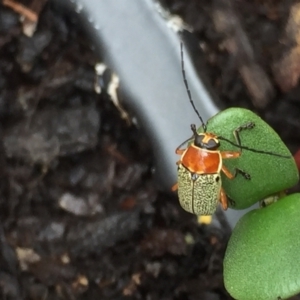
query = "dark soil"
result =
(0, 1, 299, 300)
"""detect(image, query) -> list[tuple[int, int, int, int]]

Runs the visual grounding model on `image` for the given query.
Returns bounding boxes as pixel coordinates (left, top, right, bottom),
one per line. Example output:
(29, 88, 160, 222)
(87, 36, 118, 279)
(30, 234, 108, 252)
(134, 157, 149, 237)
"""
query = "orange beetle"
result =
(172, 43, 289, 216)
(172, 122, 254, 215)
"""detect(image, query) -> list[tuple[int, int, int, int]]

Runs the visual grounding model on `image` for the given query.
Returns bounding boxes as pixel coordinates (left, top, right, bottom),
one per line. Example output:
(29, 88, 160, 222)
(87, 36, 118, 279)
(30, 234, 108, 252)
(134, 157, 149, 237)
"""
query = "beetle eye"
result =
(206, 139, 220, 150)
(194, 134, 204, 147)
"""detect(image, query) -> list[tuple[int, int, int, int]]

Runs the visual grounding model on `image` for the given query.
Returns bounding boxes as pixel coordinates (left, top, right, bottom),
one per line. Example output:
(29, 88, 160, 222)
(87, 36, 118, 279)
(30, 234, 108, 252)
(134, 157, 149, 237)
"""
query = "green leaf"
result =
(201, 107, 298, 209)
(224, 193, 300, 300)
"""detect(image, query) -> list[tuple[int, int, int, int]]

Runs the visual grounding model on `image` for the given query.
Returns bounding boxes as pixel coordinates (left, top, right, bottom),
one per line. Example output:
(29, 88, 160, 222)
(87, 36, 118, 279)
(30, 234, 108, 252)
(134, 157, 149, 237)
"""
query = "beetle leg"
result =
(222, 165, 251, 180)
(175, 134, 194, 154)
(176, 159, 182, 165)
(171, 183, 178, 191)
(220, 188, 228, 210)
(233, 122, 255, 149)
(228, 197, 236, 207)
(221, 151, 241, 159)
(222, 165, 234, 179)
(235, 168, 251, 179)
(175, 148, 185, 155)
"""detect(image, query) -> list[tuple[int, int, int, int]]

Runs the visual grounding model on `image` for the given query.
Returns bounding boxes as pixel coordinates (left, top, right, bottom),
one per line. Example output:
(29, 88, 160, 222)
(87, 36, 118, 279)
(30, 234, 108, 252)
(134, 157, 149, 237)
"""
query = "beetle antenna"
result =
(218, 136, 292, 158)
(176, 135, 195, 153)
(175, 124, 199, 152)
(180, 42, 207, 132)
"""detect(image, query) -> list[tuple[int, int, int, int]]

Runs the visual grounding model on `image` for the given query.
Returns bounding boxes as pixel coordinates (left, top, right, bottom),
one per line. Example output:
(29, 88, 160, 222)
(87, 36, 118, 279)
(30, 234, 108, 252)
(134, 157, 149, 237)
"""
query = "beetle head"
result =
(191, 124, 220, 150)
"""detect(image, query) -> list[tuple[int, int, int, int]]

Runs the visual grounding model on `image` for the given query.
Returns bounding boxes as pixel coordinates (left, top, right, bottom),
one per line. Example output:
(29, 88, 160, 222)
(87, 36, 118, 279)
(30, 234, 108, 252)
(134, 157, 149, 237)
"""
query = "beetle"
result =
(172, 43, 291, 216)
(172, 121, 256, 215)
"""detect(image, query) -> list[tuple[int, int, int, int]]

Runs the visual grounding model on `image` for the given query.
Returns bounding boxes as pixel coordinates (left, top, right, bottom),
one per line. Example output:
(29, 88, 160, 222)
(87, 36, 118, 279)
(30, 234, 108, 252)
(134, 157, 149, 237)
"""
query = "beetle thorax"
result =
(181, 145, 222, 174)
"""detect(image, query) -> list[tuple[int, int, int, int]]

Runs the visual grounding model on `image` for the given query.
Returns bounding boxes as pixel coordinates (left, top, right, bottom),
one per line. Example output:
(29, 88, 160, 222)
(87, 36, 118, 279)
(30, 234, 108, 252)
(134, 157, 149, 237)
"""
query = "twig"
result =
(3, 0, 38, 23)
